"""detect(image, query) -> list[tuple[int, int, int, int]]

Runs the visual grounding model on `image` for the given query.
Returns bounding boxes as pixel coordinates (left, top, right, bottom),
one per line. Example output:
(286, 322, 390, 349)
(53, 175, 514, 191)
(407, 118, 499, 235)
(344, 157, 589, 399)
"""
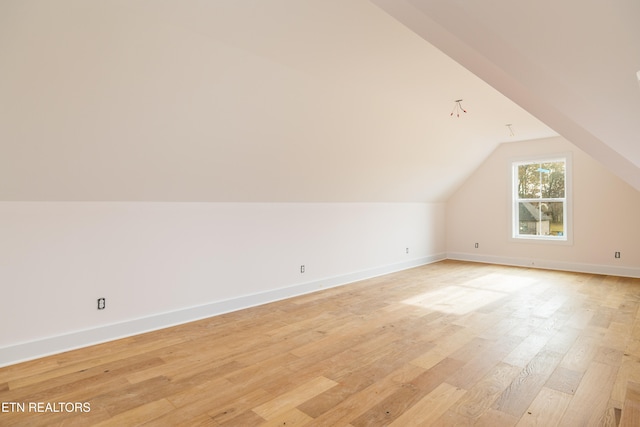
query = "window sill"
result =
(510, 235, 573, 245)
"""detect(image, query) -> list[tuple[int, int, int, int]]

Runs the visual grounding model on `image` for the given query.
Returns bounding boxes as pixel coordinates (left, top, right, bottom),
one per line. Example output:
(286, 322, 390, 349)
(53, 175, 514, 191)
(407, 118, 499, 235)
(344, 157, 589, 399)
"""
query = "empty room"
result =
(1, 0, 640, 425)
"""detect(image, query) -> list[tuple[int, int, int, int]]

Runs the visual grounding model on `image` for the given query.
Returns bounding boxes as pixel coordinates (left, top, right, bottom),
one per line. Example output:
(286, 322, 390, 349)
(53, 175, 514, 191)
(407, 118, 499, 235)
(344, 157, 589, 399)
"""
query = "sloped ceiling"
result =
(0, 0, 559, 202)
(372, 0, 640, 193)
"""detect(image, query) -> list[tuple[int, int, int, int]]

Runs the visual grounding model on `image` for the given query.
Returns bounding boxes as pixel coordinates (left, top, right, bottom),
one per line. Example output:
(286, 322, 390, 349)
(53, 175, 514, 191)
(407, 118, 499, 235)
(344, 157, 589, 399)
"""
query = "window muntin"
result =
(513, 159, 567, 241)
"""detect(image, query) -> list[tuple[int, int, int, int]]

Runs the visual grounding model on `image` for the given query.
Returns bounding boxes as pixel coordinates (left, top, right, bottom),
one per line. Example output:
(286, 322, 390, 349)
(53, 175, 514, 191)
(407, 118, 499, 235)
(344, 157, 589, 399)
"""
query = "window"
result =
(512, 156, 569, 241)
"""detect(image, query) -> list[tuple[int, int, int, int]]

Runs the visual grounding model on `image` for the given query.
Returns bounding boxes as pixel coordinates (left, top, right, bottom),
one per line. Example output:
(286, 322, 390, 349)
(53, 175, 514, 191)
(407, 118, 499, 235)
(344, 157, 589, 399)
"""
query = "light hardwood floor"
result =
(2, 260, 640, 426)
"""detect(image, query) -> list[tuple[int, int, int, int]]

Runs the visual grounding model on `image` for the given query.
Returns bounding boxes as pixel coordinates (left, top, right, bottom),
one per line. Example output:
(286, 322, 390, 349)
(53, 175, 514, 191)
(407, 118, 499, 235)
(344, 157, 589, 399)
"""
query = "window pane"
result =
(518, 202, 541, 235)
(544, 201, 564, 236)
(518, 201, 564, 237)
(540, 161, 565, 198)
(518, 164, 540, 198)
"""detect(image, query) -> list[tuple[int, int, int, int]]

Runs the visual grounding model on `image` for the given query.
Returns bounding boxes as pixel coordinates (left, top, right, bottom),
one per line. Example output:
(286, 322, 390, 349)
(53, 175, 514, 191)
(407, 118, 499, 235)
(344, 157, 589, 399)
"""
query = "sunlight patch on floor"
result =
(402, 273, 538, 315)
(460, 273, 537, 292)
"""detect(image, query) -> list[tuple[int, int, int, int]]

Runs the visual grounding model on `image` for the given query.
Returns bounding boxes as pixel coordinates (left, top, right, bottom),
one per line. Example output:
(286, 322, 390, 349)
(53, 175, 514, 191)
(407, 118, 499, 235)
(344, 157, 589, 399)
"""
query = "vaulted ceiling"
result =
(373, 0, 640, 193)
(1, 1, 637, 202)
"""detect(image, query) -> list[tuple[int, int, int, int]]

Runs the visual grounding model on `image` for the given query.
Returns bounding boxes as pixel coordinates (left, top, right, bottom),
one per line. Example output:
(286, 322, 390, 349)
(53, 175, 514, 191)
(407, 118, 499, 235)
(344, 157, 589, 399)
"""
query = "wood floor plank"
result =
(288, 330, 402, 380)
(613, 354, 640, 403)
(142, 392, 232, 426)
(297, 337, 430, 418)
(431, 409, 475, 426)
(447, 334, 523, 389)
(515, 387, 571, 427)
(451, 362, 522, 420)
(252, 376, 337, 420)
(165, 376, 235, 408)
(410, 328, 477, 370)
(388, 382, 466, 426)
(492, 349, 564, 418)
(559, 361, 619, 426)
(206, 388, 272, 425)
(309, 367, 413, 426)
(595, 345, 624, 367)
(544, 325, 581, 355)
(532, 293, 569, 319)
(93, 398, 176, 427)
(259, 408, 314, 427)
(559, 334, 600, 372)
(2, 355, 157, 404)
(474, 408, 519, 426)
(620, 381, 640, 427)
(296, 371, 378, 419)
(0, 261, 638, 426)
(545, 365, 583, 395)
(348, 357, 465, 426)
(502, 332, 553, 368)
(217, 409, 265, 426)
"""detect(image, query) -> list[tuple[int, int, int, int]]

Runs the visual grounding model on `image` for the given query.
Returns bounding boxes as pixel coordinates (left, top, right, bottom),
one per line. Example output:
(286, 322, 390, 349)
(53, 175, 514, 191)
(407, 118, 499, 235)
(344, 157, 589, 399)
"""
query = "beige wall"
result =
(0, 201, 445, 366)
(446, 136, 640, 276)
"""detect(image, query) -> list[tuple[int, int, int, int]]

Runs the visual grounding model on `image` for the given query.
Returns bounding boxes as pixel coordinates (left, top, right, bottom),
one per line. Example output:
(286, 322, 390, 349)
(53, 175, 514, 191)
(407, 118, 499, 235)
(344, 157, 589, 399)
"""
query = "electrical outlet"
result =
(97, 298, 106, 310)
(475, 243, 479, 248)
(300, 265, 305, 273)
(406, 247, 409, 254)
(615, 251, 621, 259)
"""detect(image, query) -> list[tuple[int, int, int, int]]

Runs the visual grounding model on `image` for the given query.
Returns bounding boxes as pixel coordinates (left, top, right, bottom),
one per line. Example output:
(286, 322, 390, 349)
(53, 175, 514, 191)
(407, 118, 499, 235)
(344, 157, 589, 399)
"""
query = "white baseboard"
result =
(0, 253, 445, 368)
(447, 252, 640, 278)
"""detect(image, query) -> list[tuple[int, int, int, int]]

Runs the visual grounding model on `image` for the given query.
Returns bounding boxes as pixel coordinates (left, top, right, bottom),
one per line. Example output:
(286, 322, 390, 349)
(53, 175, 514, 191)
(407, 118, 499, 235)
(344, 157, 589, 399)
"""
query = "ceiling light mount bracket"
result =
(451, 99, 467, 117)
(506, 124, 514, 136)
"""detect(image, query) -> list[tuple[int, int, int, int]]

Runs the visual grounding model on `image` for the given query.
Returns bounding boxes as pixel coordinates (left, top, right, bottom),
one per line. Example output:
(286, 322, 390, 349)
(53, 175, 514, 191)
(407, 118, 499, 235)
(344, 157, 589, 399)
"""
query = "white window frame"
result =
(510, 153, 572, 244)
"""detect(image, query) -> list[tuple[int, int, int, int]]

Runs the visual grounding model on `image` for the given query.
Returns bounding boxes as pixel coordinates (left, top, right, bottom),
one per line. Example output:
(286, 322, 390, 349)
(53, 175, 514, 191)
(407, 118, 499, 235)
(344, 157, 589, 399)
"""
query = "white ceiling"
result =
(3, 0, 635, 202)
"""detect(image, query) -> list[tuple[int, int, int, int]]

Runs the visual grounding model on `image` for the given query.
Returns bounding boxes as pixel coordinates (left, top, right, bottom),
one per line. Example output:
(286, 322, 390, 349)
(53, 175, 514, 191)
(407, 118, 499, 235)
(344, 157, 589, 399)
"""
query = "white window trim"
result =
(508, 153, 573, 245)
